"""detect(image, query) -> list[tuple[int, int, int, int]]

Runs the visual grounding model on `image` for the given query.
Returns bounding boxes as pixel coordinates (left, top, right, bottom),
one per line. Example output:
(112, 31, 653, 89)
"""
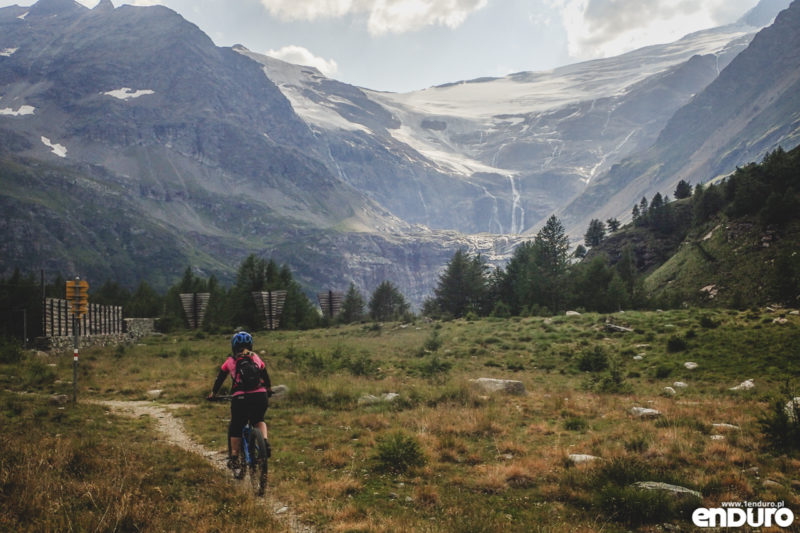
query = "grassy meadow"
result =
(2, 307, 800, 532)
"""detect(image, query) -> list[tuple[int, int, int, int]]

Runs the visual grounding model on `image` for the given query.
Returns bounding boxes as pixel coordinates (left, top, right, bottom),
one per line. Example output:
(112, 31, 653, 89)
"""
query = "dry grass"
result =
(2, 308, 799, 531)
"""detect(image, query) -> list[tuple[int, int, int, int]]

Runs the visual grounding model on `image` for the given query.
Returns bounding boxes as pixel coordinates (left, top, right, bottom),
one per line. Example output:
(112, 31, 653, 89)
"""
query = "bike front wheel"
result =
(248, 430, 268, 496)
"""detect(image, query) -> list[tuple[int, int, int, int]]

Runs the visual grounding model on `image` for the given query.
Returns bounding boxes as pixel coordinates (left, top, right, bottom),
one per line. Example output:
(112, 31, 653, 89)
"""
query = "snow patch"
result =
(0, 105, 35, 116)
(103, 88, 155, 100)
(17, 11, 28, 20)
(0, 48, 18, 57)
(41, 137, 67, 158)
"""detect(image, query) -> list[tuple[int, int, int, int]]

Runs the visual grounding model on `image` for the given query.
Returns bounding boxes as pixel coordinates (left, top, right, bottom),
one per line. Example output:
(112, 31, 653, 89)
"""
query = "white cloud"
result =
(258, 0, 488, 35)
(266, 45, 339, 76)
(550, 0, 755, 59)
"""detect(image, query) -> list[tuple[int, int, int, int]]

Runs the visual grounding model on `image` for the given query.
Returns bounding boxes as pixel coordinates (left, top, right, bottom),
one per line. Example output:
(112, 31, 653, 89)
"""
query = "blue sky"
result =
(3, 0, 761, 92)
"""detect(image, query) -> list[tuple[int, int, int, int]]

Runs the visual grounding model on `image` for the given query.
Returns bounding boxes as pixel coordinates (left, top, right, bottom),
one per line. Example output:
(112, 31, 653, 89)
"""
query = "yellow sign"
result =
(66, 280, 89, 317)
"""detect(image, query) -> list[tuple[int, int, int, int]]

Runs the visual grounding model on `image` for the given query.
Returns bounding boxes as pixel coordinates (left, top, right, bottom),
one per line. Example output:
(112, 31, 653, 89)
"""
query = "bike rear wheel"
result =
(248, 429, 268, 496)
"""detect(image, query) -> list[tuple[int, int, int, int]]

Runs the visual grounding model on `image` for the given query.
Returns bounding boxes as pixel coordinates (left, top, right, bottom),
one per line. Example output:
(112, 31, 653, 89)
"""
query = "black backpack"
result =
(234, 352, 262, 391)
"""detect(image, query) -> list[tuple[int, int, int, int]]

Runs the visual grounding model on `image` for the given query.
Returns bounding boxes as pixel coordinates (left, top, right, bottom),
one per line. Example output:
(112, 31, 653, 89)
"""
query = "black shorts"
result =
(228, 392, 268, 437)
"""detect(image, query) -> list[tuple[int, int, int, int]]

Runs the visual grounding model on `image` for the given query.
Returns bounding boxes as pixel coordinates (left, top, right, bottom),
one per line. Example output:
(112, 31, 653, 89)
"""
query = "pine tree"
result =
(432, 249, 488, 318)
(340, 283, 366, 324)
(674, 180, 693, 199)
(584, 219, 606, 247)
(369, 281, 410, 322)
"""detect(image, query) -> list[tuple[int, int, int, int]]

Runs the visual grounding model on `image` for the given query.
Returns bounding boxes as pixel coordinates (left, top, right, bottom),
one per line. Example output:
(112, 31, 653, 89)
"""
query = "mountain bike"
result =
(208, 395, 269, 496)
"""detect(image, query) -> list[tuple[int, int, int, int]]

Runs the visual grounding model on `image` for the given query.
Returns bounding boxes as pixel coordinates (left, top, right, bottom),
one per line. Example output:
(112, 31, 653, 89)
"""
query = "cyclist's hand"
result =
(267, 388, 274, 397)
(207, 393, 215, 401)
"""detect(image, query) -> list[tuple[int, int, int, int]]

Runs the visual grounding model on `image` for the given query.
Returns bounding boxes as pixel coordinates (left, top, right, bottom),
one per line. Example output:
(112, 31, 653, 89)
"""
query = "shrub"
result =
(654, 364, 673, 379)
(423, 330, 443, 352)
(373, 432, 426, 473)
(418, 356, 452, 379)
(699, 316, 719, 329)
(0, 337, 23, 364)
(666, 336, 688, 352)
(758, 387, 800, 452)
(563, 417, 588, 431)
(578, 346, 608, 372)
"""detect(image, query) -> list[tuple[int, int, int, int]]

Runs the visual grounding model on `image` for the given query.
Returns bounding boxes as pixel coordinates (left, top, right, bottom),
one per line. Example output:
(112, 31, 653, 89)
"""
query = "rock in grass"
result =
(684, 362, 698, 370)
(146, 389, 163, 400)
(470, 378, 526, 395)
(565, 311, 581, 316)
(712, 423, 740, 431)
(633, 481, 701, 499)
(630, 407, 661, 419)
(673, 381, 688, 389)
(785, 397, 800, 422)
(269, 384, 289, 401)
(358, 392, 400, 405)
(569, 454, 600, 464)
(730, 379, 754, 391)
(663, 387, 676, 396)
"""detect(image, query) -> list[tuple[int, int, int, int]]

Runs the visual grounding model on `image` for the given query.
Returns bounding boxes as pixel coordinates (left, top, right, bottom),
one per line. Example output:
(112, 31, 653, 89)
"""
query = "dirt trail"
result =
(95, 400, 314, 533)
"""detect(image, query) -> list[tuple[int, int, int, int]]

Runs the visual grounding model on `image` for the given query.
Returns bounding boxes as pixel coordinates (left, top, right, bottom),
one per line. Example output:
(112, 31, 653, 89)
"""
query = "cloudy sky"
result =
(4, 0, 762, 92)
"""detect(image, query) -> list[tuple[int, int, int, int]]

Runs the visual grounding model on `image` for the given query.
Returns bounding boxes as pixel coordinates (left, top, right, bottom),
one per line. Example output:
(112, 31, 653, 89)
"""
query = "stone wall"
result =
(37, 318, 158, 354)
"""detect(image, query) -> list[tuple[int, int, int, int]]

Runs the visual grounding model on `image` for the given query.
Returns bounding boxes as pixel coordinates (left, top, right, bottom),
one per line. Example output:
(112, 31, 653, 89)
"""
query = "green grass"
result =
(2, 308, 799, 531)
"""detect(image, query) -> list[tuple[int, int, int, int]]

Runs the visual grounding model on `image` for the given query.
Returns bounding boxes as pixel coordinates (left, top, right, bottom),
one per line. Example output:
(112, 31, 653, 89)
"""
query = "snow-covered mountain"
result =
(245, 17, 768, 236)
(1, 0, 798, 308)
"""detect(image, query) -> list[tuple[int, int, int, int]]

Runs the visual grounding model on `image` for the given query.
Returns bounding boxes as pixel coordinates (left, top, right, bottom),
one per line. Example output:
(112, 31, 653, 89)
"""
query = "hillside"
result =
(585, 145, 800, 308)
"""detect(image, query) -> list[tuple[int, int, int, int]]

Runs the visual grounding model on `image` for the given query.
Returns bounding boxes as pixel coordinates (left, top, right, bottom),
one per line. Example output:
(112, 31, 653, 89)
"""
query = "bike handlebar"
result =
(207, 395, 233, 402)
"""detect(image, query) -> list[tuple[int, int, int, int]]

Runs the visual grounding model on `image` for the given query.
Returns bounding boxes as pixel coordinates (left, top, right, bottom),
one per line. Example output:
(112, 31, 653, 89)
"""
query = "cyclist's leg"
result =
(229, 396, 247, 461)
(247, 392, 270, 455)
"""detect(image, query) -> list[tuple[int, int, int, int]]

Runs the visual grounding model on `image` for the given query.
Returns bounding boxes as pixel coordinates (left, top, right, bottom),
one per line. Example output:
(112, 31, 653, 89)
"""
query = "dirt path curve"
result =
(95, 400, 314, 533)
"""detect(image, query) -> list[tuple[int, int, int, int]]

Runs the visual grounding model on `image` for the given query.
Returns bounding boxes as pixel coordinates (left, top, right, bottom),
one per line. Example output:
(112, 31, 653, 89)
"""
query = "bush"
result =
(699, 316, 719, 329)
(374, 432, 426, 473)
(578, 346, 608, 372)
(666, 336, 688, 353)
(759, 387, 800, 452)
(0, 337, 23, 364)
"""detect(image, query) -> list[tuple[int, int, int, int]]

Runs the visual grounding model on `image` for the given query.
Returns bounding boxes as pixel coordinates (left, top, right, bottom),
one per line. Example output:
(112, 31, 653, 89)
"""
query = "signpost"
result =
(65, 278, 88, 404)
(317, 290, 344, 320)
(252, 291, 287, 330)
(179, 293, 210, 329)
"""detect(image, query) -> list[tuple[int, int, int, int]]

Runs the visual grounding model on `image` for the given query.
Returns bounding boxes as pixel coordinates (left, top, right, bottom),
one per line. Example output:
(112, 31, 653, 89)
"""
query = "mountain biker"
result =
(207, 331, 272, 470)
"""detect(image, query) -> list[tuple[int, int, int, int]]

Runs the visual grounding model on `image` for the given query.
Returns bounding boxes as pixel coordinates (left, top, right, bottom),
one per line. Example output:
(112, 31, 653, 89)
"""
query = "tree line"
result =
(0, 255, 412, 343)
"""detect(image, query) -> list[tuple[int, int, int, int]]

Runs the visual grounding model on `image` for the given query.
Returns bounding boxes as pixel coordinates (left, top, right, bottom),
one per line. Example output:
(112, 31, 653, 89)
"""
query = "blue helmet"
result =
(231, 331, 253, 353)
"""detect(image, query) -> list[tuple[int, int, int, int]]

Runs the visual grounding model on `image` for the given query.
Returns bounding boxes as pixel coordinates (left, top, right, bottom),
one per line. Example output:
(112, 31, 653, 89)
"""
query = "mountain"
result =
(0, 0, 519, 306)
(254, 22, 764, 235)
(560, 0, 800, 237)
(0, 0, 797, 309)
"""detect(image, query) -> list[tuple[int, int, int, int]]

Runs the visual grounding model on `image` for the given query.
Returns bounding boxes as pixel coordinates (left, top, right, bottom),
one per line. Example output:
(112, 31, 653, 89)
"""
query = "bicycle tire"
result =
(248, 429, 268, 496)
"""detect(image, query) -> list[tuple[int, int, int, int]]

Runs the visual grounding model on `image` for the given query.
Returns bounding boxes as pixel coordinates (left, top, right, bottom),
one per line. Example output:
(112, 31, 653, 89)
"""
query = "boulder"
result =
(663, 387, 676, 396)
(565, 311, 581, 316)
(785, 397, 800, 422)
(712, 423, 740, 431)
(269, 384, 289, 401)
(633, 481, 701, 499)
(49, 394, 69, 405)
(569, 454, 600, 464)
(146, 389, 162, 400)
(358, 392, 400, 405)
(673, 381, 688, 389)
(605, 323, 633, 333)
(470, 378, 526, 395)
(730, 379, 754, 391)
(684, 362, 698, 370)
(630, 407, 661, 419)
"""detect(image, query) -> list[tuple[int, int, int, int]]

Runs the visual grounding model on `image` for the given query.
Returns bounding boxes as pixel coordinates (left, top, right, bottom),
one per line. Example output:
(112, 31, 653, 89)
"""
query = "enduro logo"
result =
(693, 502, 794, 528)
